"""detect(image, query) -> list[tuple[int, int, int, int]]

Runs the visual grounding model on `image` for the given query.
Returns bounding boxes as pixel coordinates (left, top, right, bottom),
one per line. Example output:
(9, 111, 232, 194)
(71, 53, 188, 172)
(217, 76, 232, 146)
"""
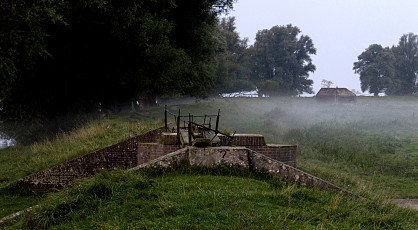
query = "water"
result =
(0, 138, 12, 149)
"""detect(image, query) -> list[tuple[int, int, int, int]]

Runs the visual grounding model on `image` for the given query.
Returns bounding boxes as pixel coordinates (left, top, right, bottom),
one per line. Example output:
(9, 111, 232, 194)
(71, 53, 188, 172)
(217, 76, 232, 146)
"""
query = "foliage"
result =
(257, 80, 280, 97)
(250, 25, 316, 96)
(354, 33, 418, 96)
(390, 33, 418, 95)
(0, 0, 234, 144)
(213, 17, 254, 94)
(353, 44, 395, 96)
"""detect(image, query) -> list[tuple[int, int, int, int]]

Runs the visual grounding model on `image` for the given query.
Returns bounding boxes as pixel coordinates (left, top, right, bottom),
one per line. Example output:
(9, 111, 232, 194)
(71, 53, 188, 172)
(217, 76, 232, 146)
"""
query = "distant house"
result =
(315, 88, 356, 103)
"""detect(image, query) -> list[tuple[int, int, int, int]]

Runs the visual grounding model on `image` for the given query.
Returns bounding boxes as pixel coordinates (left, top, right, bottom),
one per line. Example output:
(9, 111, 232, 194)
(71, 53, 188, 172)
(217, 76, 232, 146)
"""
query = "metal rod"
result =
(176, 115, 180, 140)
(177, 115, 218, 118)
(215, 109, 220, 133)
(188, 121, 234, 138)
(164, 105, 168, 131)
(188, 113, 192, 146)
(226, 131, 236, 146)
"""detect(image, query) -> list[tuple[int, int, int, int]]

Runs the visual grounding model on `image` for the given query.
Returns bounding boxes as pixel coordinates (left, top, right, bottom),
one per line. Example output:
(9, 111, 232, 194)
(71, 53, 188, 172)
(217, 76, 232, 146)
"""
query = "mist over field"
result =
(165, 96, 418, 198)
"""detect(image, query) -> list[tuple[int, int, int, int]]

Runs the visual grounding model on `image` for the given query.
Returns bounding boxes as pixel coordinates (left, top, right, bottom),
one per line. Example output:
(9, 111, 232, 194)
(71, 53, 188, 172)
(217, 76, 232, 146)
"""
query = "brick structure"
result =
(17, 127, 166, 192)
(246, 145, 297, 167)
(219, 134, 297, 167)
(130, 147, 358, 198)
(16, 127, 297, 193)
(137, 143, 181, 165)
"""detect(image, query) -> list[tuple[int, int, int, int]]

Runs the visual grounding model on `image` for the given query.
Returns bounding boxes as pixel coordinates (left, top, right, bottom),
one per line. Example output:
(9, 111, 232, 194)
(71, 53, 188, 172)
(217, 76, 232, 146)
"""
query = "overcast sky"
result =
(227, 0, 418, 94)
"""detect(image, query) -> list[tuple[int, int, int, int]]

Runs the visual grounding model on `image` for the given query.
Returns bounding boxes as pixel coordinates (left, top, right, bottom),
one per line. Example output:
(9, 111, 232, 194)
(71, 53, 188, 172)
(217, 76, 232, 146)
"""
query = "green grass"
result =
(1, 96, 418, 227)
(0, 116, 161, 184)
(2, 169, 417, 229)
(0, 115, 161, 218)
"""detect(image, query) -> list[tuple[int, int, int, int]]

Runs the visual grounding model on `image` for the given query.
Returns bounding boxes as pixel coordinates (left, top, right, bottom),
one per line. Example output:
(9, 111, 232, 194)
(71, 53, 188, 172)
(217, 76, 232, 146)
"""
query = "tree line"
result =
(214, 18, 316, 97)
(354, 33, 418, 96)
(0, 0, 316, 143)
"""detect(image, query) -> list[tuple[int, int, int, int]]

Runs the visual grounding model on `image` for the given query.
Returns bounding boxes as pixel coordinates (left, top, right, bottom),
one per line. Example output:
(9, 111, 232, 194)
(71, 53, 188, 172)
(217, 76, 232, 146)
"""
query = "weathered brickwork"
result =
(137, 143, 181, 165)
(16, 127, 297, 194)
(18, 127, 166, 192)
(161, 132, 179, 145)
(247, 144, 297, 167)
(219, 134, 296, 167)
(219, 134, 266, 146)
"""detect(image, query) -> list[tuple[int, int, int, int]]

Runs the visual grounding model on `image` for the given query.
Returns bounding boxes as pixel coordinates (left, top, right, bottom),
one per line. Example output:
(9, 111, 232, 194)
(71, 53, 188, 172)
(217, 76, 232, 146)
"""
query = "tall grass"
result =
(0, 116, 160, 184)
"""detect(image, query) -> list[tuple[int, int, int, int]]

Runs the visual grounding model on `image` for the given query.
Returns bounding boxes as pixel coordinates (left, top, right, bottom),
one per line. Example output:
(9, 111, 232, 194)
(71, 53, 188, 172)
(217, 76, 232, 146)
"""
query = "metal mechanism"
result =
(164, 105, 235, 147)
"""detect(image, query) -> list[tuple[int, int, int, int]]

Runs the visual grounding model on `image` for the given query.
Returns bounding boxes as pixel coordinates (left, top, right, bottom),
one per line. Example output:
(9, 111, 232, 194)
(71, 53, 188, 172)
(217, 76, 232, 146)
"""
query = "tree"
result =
(353, 44, 395, 96)
(390, 33, 418, 95)
(213, 17, 253, 94)
(250, 25, 316, 96)
(321, 79, 334, 88)
(0, 0, 235, 143)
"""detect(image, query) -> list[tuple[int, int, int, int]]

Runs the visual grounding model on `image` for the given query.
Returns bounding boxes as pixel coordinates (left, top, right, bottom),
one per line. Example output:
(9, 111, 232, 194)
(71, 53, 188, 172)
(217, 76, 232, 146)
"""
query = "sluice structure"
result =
(15, 108, 356, 197)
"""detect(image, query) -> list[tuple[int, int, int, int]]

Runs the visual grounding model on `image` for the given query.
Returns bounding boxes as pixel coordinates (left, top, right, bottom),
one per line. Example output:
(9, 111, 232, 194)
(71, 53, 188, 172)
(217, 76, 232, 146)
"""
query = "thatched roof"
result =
(316, 88, 356, 97)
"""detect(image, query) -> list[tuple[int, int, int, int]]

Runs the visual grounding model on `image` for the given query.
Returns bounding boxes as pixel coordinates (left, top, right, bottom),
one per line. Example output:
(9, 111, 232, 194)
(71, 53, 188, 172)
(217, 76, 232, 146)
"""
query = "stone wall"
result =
(130, 147, 358, 197)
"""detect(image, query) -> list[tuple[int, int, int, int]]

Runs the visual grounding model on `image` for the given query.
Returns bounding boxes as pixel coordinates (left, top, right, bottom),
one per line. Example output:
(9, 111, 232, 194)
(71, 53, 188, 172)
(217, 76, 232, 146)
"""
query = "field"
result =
(0, 96, 417, 228)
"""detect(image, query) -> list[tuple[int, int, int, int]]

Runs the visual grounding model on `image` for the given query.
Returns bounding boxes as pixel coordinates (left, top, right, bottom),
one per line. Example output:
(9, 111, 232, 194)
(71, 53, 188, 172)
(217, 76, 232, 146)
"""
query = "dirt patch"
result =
(389, 199, 418, 210)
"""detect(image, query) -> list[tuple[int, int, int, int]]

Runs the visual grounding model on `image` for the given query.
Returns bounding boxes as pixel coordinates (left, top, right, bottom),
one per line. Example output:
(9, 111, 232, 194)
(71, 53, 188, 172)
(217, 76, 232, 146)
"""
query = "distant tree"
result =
(389, 33, 418, 95)
(353, 44, 395, 96)
(213, 17, 253, 94)
(321, 79, 334, 88)
(250, 25, 316, 96)
(257, 80, 280, 97)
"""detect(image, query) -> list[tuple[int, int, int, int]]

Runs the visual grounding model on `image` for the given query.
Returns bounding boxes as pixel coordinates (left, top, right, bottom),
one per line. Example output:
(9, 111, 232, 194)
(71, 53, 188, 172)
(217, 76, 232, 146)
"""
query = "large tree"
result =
(353, 44, 395, 96)
(390, 33, 418, 95)
(250, 25, 316, 96)
(213, 17, 253, 95)
(0, 0, 234, 143)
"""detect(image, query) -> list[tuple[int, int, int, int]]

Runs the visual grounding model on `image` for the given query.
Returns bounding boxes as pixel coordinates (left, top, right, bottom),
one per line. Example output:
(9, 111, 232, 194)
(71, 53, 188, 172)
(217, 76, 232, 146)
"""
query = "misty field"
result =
(1, 96, 417, 228)
(157, 96, 418, 198)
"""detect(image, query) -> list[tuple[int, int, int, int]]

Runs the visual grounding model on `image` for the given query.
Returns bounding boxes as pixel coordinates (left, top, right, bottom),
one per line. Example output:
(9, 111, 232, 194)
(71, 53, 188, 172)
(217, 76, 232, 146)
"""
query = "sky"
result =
(226, 0, 418, 94)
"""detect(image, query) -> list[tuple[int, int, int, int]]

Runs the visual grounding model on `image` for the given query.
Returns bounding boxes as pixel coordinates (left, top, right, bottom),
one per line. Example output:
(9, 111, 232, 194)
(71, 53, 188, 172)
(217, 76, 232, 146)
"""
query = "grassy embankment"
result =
(0, 96, 417, 228)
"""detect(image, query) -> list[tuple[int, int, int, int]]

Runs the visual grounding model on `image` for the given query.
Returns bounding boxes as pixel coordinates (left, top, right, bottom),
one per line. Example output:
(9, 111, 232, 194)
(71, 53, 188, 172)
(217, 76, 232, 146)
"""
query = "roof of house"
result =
(316, 88, 356, 97)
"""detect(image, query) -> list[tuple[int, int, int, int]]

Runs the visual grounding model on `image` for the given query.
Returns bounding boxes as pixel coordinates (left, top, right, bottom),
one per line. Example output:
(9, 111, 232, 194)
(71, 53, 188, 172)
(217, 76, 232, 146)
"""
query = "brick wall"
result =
(247, 144, 297, 167)
(219, 134, 296, 167)
(16, 127, 296, 193)
(18, 127, 167, 192)
(219, 134, 265, 146)
(137, 143, 181, 165)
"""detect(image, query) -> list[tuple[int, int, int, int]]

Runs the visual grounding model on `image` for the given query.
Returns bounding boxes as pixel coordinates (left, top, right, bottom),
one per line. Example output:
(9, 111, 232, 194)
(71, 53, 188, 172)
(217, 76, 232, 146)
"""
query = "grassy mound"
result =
(1, 96, 417, 227)
(2, 168, 417, 229)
